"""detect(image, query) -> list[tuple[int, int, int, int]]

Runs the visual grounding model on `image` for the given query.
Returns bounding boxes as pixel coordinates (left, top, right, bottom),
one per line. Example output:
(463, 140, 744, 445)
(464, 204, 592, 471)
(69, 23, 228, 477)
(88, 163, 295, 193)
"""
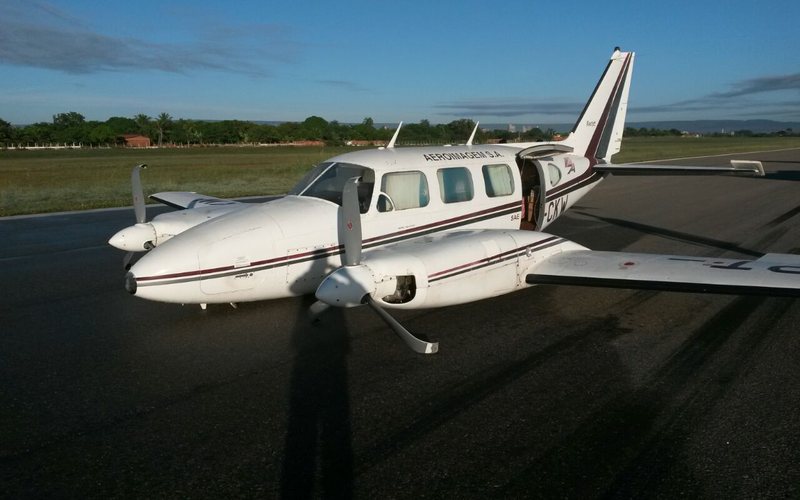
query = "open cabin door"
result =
(516, 143, 573, 231)
(518, 157, 543, 230)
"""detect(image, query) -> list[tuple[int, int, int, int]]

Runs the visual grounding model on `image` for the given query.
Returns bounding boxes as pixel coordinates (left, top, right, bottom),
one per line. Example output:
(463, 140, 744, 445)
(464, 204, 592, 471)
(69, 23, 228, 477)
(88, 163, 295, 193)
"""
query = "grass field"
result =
(2, 137, 799, 216)
(0, 146, 353, 216)
(611, 136, 800, 163)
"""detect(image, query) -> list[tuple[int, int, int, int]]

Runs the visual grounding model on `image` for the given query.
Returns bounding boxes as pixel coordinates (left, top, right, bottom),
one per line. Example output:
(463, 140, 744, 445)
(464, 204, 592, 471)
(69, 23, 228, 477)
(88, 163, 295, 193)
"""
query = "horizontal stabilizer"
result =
(527, 250, 800, 297)
(150, 192, 242, 210)
(595, 160, 765, 177)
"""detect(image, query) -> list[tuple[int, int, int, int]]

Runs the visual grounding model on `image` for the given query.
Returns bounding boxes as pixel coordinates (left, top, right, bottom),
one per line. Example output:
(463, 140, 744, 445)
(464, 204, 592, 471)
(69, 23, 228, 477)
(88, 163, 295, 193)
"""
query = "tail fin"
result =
(564, 48, 634, 161)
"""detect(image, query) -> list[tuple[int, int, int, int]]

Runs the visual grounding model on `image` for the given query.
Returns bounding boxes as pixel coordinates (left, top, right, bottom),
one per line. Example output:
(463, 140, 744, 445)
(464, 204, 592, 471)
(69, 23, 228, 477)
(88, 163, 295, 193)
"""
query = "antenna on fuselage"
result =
(386, 121, 403, 149)
(466, 121, 479, 146)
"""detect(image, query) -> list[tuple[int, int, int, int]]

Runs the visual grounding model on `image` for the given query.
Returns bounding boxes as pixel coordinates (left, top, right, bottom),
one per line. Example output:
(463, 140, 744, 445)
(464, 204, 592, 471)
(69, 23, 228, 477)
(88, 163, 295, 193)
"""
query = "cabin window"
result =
(482, 164, 514, 197)
(290, 162, 374, 213)
(378, 171, 429, 212)
(437, 167, 474, 203)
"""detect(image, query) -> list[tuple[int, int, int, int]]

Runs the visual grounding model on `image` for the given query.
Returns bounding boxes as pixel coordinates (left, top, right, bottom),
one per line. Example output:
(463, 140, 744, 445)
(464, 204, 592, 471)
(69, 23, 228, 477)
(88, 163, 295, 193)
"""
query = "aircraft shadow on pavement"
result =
(570, 210, 764, 257)
(499, 294, 791, 497)
(761, 170, 800, 181)
(752, 159, 800, 181)
(280, 279, 354, 498)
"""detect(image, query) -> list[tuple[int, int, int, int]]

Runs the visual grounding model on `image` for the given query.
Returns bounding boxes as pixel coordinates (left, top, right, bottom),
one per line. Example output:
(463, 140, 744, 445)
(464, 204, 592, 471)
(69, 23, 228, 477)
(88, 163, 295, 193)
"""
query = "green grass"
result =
(2, 137, 799, 216)
(612, 135, 800, 163)
(0, 146, 352, 216)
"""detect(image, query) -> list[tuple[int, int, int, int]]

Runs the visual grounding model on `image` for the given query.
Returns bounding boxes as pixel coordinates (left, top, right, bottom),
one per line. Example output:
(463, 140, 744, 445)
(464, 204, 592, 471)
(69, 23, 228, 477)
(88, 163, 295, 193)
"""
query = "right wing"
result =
(594, 160, 765, 177)
(527, 250, 800, 297)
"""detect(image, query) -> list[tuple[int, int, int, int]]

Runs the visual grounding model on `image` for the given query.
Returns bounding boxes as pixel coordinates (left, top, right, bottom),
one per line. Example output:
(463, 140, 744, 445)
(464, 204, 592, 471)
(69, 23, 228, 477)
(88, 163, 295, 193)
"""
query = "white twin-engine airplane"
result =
(110, 49, 799, 354)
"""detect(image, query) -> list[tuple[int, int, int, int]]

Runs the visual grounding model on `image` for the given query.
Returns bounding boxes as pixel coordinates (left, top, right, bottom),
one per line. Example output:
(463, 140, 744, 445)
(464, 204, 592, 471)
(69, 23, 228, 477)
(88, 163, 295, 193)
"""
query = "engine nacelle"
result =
(351, 230, 586, 310)
(108, 223, 156, 251)
(315, 264, 396, 307)
(108, 206, 241, 252)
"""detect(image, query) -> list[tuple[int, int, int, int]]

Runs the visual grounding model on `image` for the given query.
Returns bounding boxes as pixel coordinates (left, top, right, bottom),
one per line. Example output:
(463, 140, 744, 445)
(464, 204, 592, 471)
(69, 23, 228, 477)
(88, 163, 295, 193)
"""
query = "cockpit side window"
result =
(291, 162, 375, 213)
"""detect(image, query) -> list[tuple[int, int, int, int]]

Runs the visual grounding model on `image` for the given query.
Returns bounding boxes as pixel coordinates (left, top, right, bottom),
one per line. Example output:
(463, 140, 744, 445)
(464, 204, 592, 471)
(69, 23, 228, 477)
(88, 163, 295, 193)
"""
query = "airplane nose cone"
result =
(125, 239, 205, 304)
(124, 271, 137, 295)
(109, 223, 156, 251)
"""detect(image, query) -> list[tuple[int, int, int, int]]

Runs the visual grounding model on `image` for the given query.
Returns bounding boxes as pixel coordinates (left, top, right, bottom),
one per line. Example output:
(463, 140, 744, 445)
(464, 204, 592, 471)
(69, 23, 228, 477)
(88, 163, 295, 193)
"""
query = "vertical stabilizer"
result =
(564, 49, 634, 161)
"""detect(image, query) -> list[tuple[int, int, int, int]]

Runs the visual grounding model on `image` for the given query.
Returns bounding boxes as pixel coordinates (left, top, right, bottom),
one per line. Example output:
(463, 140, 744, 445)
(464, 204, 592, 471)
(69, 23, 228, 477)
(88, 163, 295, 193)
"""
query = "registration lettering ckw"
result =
(545, 195, 569, 223)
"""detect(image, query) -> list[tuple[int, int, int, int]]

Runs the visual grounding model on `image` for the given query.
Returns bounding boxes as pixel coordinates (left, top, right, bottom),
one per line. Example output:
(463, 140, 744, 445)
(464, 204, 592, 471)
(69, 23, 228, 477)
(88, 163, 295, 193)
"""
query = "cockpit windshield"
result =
(289, 162, 375, 213)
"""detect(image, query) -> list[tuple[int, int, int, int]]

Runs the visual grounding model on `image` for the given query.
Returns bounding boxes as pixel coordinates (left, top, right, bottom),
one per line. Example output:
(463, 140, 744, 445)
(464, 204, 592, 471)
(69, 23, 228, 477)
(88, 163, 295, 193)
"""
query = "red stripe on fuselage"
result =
(428, 235, 563, 280)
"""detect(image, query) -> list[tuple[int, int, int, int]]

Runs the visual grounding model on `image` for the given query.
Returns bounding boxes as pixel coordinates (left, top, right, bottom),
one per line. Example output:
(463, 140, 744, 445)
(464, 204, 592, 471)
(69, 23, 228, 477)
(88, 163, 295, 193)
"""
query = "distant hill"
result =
(627, 120, 799, 134)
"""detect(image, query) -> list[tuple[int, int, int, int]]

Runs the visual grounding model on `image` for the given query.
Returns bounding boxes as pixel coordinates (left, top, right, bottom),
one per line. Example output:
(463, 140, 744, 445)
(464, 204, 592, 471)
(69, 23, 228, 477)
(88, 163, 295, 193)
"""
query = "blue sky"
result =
(1, 0, 798, 125)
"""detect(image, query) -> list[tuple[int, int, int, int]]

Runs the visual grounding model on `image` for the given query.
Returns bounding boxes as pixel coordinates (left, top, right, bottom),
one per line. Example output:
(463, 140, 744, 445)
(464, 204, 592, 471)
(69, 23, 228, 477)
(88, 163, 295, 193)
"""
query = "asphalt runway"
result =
(2, 148, 799, 498)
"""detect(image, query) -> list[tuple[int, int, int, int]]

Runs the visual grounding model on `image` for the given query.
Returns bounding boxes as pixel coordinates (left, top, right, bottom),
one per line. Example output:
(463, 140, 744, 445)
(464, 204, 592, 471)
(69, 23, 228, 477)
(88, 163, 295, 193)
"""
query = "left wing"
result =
(110, 166, 251, 254)
(110, 192, 246, 252)
(527, 250, 800, 297)
(150, 191, 243, 210)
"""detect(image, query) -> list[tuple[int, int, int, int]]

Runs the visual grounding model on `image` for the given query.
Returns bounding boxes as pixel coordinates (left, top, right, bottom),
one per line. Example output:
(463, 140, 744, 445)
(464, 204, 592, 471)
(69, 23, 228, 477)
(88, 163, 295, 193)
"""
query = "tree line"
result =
(0, 112, 558, 148)
(4, 112, 791, 148)
(623, 126, 797, 138)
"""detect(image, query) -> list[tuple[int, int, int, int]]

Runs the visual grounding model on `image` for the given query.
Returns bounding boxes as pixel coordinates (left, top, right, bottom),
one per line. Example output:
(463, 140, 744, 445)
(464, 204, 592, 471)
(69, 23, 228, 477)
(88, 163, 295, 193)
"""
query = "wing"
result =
(150, 191, 243, 210)
(595, 160, 765, 177)
(527, 250, 800, 297)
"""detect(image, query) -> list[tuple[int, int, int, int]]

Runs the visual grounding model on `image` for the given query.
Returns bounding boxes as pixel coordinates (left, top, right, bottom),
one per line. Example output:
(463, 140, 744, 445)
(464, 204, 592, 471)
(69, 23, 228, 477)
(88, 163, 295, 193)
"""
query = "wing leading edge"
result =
(150, 191, 243, 210)
(527, 250, 800, 297)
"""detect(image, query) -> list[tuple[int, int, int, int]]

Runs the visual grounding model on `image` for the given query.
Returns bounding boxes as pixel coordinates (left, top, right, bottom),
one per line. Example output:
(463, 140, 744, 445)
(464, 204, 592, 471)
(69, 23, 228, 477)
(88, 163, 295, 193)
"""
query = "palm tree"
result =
(134, 114, 151, 138)
(155, 112, 172, 147)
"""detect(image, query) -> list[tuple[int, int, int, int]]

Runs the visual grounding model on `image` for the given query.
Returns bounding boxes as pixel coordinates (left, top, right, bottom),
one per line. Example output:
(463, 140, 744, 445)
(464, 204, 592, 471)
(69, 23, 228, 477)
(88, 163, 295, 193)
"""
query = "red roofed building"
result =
(121, 134, 151, 147)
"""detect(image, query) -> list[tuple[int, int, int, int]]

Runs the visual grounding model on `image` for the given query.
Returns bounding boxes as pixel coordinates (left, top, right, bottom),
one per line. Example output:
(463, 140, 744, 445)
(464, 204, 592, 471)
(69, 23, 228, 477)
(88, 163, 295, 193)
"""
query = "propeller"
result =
(313, 177, 438, 354)
(341, 177, 362, 266)
(132, 163, 147, 224)
(364, 295, 438, 354)
(122, 247, 136, 271)
(121, 164, 150, 270)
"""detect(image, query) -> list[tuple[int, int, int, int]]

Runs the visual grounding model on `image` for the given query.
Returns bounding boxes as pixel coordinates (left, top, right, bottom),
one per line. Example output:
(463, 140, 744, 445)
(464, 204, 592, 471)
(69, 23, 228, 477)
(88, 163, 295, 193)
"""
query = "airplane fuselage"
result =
(127, 144, 599, 308)
(122, 49, 637, 313)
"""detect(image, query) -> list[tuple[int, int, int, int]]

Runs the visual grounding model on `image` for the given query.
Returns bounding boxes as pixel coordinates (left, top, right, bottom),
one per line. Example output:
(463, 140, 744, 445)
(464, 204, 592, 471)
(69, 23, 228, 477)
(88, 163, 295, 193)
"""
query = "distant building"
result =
(121, 134, 151, 147)
(346, 140, 386, 146)
(287, 140, 325, 147)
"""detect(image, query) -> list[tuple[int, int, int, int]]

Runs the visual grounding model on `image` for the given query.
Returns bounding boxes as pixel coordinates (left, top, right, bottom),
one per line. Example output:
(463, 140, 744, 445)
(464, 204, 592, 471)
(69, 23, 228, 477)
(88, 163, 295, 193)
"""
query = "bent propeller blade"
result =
(366, 296, 438, 354)
(123, 251, 135, 270)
